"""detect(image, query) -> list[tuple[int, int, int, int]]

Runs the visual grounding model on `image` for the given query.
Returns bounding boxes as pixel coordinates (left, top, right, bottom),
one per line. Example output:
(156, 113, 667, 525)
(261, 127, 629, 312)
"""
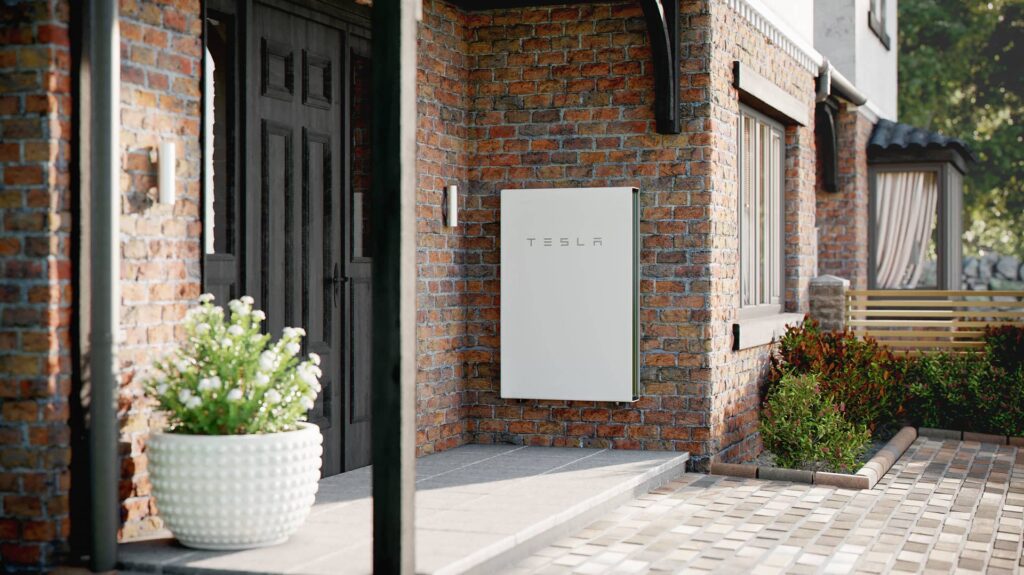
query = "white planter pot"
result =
(148, 422, 323, 550)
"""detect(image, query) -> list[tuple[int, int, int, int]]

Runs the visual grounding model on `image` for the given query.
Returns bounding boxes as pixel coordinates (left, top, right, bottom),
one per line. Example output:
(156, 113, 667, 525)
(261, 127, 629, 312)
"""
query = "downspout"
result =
(88, 0, 120, 570)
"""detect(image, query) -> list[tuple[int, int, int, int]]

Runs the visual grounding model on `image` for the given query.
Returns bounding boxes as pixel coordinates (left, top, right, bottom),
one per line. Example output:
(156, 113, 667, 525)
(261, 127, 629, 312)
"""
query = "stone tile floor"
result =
(507, 436, 1024, 574)
(119, 445, 689, 575)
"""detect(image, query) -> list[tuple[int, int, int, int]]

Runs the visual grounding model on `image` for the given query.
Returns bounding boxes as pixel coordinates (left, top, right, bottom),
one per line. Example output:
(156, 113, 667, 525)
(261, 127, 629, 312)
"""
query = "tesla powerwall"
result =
(500, 187, 639, 402)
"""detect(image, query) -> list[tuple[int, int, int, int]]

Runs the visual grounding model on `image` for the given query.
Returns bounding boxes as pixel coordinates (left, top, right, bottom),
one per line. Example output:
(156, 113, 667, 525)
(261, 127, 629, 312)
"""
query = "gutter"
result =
(87, 0, 120, 570)
(816, 58, 868, 106)
(726, 0, 872, 109)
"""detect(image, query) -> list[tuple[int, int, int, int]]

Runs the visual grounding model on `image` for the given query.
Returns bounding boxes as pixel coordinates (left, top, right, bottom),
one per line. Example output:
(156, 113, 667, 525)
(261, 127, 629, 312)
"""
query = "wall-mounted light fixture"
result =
(445, 184, 458, 228)
(152, 141, 176, 205)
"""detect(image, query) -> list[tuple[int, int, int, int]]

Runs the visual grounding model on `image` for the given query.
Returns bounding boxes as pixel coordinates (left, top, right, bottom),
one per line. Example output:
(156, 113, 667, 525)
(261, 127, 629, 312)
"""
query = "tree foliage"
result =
(898, 0, 1024, 257)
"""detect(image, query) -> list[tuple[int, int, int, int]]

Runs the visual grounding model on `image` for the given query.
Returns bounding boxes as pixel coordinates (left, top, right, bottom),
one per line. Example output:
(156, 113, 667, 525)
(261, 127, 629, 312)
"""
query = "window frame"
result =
(737, 105, 786, 320)
(868, 0, 891, 50)
(201, 0, 244, 302)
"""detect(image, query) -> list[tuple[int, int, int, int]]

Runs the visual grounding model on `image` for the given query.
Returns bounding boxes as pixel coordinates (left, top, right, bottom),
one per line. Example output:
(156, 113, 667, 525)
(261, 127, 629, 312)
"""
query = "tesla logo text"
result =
(526, 237, 604, 247)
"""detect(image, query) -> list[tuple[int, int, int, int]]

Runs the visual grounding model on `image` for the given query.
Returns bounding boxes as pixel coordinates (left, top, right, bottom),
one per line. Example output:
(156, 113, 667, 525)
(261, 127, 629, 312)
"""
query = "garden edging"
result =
(920, 427, 1024, 446)
(710, 426, 918, 489)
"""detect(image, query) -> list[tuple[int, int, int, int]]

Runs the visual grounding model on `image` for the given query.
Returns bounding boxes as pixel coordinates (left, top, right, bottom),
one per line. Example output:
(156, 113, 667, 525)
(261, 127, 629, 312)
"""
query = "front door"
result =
(243, 0, 373, 475)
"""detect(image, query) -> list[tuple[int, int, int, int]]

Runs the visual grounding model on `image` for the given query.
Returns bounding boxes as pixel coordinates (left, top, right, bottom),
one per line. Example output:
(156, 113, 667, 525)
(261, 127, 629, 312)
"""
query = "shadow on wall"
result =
(124, 147, 160, 214)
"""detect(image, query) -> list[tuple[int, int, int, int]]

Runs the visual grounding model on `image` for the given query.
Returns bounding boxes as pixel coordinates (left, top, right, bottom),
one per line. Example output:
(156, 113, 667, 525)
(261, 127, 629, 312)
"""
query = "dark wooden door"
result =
(343, 35, 373, 470)
(245, 1, 372, 475)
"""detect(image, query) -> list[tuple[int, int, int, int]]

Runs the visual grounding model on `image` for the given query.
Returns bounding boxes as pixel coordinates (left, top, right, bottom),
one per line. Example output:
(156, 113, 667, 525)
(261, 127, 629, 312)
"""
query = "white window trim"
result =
(737, 105, 786, 322)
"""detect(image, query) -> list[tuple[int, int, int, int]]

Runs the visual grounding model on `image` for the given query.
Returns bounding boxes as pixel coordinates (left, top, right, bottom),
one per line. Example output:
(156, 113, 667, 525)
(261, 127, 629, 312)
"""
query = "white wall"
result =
(815, 0, 857, 79)
(854, 0, 898, 119)
(814, 0, 898, 120)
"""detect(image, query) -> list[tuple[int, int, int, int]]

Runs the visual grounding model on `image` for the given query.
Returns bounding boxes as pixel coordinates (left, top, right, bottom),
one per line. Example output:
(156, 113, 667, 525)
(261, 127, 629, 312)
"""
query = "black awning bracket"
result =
(638, 0, 680, 134)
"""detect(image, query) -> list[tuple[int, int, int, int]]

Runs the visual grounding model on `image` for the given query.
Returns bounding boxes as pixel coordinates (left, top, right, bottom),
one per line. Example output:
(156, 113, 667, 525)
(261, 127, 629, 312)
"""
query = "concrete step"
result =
(119, 445, 689, 575)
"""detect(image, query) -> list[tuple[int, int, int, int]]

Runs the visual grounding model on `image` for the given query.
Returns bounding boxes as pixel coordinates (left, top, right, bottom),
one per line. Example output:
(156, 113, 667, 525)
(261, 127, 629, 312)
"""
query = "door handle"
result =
(325, 263, 347, 307)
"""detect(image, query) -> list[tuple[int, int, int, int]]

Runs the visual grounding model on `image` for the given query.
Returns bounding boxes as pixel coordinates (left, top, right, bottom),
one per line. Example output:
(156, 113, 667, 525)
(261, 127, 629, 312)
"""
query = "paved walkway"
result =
(509, 436, 1024, 574)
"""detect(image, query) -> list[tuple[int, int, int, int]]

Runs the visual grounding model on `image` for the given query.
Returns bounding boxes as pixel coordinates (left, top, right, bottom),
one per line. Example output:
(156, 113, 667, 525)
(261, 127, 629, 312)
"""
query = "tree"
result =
(899, 0, 1024, 258)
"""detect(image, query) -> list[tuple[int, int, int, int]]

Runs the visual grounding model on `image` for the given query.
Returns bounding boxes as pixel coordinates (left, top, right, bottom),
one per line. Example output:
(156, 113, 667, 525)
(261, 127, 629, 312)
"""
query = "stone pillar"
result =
(809, 275, 850, 332)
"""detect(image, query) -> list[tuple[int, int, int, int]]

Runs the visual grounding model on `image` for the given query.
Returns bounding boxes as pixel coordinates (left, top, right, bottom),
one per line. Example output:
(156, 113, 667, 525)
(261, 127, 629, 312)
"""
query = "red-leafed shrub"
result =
(764, 318, 907, 432)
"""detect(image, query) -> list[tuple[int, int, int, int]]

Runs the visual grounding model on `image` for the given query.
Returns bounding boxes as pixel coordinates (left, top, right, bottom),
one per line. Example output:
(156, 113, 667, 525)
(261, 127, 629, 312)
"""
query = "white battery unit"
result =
(500, 187, 639, 402)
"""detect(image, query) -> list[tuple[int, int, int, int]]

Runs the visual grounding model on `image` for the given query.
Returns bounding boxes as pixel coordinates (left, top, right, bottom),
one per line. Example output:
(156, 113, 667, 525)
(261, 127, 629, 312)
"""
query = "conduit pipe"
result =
(88, 0, 120, 570)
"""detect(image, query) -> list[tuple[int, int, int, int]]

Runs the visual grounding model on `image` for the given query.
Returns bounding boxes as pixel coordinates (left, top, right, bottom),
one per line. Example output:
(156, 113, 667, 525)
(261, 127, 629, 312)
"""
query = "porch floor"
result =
(118, 444, 689, 575)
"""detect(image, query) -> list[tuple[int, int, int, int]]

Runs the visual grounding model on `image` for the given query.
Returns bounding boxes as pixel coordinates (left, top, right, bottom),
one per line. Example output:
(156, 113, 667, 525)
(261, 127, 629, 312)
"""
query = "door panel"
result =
(248, 1, 359, 476)
(259, 120, 293, 336)
(342, 34, 373, 471)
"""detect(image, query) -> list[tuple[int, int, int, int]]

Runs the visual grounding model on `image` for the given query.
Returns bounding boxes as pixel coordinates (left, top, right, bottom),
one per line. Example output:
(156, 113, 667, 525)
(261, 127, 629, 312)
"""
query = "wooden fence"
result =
(845, 290, 1024, 355)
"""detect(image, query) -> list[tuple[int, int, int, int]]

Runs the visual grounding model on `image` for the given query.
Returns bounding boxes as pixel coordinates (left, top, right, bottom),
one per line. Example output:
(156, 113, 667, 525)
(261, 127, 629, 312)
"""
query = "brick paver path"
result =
(509, 437, 1024, 574)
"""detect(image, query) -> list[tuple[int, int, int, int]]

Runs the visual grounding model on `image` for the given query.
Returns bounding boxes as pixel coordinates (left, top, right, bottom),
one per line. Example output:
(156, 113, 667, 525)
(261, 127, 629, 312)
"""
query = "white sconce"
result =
(445, 184, 459, 228)
(154, 141, 175, 205)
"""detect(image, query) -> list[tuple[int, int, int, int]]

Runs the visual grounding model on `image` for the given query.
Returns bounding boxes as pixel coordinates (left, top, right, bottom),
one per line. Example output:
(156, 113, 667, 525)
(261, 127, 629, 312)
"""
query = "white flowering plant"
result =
(145, 294, 322, 435)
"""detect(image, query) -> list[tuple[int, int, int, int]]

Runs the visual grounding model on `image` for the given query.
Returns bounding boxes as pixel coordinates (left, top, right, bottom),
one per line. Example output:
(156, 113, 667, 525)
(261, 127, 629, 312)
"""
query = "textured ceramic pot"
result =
(148, 422, 323, 550)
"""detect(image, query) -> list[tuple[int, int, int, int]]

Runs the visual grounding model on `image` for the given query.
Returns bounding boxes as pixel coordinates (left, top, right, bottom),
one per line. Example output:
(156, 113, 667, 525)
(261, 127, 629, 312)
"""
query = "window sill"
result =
(732, 313, 804, 351)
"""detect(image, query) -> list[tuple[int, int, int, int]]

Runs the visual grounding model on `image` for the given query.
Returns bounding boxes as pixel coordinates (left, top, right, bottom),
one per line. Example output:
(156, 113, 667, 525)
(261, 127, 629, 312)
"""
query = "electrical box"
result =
(500, 187, 639, 402)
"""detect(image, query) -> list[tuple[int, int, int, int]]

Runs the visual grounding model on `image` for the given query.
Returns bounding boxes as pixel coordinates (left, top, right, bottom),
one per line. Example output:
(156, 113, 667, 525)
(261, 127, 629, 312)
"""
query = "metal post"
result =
(87, 0, 120, 570)
(370, 0, 417, 573)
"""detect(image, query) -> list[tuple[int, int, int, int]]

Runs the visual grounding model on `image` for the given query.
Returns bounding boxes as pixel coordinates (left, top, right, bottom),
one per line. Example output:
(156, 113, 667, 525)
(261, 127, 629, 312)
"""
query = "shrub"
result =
(760, 373, 871, 472)
(903, 352, 990, 432)
(986, 325, 1024, 374)
(905, 325, 1024, 436)
(766, 319, 906, 431)
(145, 294, 323, 435)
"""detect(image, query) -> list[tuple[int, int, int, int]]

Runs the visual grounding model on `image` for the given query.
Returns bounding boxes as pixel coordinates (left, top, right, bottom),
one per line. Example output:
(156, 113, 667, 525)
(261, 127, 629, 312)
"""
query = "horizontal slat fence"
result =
(846, 290, 1024, 355)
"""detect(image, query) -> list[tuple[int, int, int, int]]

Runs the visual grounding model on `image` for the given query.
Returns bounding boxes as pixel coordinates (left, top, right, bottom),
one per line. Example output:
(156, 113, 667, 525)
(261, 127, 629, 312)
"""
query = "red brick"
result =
(21, 521, 55, 542)
(0, 543, 41, 565)
(4, 496, 42, 518)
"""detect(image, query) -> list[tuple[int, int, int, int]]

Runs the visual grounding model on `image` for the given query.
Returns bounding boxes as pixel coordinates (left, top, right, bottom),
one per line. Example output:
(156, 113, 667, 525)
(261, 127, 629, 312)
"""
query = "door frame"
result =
(200, 0, 373, 476)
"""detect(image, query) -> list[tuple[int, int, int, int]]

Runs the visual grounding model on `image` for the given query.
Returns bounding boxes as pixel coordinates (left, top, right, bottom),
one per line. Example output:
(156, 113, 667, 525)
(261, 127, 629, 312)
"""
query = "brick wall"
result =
(458, 1, 716, 458)
(116, 0, 203, 541)
(415, 0, 472, 455)
(448, 0, 819, 466)
(704, 1, 818, 463)
(817, 102, 872, 288)
(0, 0, 74, 569)
(0, 0, 838, 566)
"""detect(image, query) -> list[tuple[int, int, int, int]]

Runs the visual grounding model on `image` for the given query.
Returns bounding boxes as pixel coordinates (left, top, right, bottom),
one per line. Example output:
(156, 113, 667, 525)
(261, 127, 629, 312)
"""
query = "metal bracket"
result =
(638, 0, 680, 134)
(448, 0, 682, 135)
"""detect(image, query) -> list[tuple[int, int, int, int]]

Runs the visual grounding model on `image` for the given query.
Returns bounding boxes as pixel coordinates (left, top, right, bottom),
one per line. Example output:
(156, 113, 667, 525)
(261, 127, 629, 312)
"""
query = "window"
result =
(738, 107, 784, 316)
(205, 9, 236, 256)
(202, 3, 242, 303)
(869, 0, 891, 49)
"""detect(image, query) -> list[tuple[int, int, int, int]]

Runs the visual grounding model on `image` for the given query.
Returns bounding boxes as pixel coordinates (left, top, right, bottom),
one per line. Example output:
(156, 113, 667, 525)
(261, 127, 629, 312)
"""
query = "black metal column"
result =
(370, 0, 418, 573)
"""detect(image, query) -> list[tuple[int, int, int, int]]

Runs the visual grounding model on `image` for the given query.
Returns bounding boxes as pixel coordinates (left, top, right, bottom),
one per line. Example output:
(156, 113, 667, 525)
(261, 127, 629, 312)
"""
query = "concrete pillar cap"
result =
(810, 275, 850, 287)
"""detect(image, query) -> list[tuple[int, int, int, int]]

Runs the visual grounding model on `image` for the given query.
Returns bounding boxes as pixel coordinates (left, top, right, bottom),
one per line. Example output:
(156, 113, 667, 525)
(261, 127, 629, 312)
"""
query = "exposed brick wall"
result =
(704, 0, 818, 463)
(116, 0, 203, 541)
(0, 0, 74, 570)
(1, 0, 843, 566)
(415, 0, 472, 455)
(816, 102, 872, 289)
(452, 0, 819, 466)
(459, 1, 717, 461)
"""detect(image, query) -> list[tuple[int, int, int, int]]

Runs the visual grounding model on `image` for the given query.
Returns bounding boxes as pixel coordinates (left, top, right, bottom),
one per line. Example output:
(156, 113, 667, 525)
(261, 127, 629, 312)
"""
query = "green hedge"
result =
(764, 320, 1024, 440)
